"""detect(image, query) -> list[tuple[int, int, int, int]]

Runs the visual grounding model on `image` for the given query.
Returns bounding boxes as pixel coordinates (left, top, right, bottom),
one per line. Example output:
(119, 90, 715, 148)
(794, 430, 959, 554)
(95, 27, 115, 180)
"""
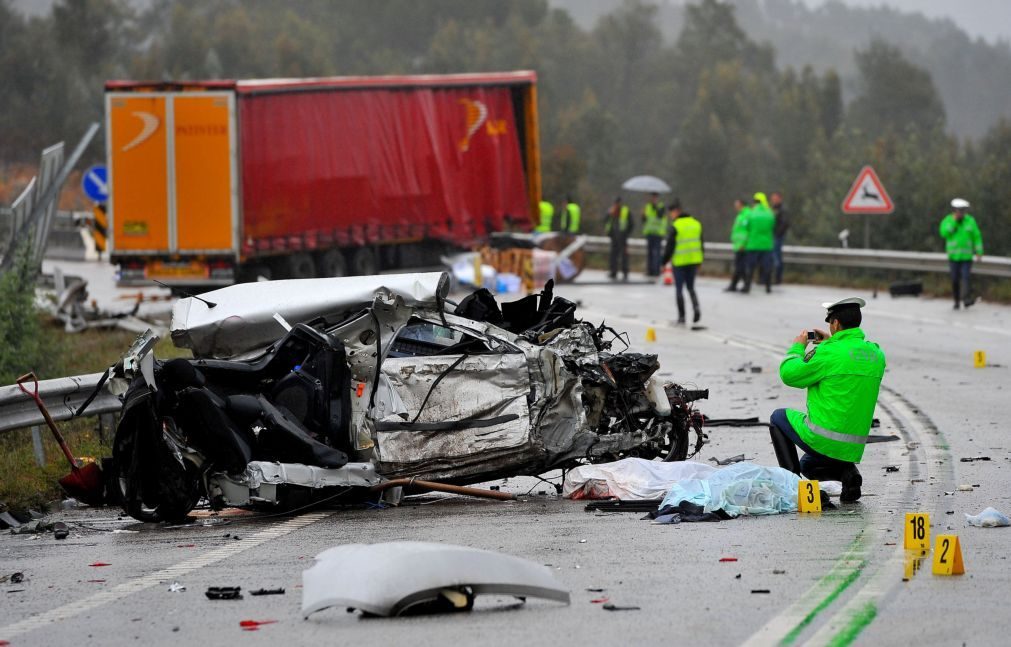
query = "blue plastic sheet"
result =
(659, 462, 801, 517)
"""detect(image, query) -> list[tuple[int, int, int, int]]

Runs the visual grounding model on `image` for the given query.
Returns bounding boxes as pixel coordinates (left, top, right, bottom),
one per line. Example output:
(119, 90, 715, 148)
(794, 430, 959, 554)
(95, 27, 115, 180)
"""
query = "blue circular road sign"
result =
(82, 165, 109, 203)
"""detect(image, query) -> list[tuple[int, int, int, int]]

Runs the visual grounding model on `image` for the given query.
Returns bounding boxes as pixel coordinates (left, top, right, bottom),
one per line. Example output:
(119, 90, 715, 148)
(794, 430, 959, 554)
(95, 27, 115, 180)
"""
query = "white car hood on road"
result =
(170, 272, 450, 358)
(302, 541, 570, 618)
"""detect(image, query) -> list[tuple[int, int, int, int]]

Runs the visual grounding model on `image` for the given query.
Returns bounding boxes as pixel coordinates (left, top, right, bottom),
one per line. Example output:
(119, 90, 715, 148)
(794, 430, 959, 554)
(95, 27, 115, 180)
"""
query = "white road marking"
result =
(0, 511, 331, 640)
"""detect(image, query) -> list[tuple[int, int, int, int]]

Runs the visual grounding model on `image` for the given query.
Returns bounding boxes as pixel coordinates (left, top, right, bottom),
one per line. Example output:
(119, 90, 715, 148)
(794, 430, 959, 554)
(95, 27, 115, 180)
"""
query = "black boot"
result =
(690, 291, 700, 323)
(840, 465, 862, 503)
(769, 425, 801, 475)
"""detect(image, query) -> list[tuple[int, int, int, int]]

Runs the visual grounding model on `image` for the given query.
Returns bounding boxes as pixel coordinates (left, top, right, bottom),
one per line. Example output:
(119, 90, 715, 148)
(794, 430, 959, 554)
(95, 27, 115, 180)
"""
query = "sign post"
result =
(841, 166, 894, 248)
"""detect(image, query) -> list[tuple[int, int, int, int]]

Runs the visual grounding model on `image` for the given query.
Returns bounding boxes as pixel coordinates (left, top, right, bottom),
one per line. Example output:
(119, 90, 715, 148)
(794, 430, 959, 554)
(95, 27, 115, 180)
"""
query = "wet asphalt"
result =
(1, 266, 1009, 646)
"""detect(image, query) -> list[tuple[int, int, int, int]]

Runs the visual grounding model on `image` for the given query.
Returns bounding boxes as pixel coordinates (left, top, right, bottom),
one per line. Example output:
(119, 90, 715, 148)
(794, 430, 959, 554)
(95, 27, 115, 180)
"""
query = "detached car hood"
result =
(171, 272, 450, 359)
(302, 541, 570, 617)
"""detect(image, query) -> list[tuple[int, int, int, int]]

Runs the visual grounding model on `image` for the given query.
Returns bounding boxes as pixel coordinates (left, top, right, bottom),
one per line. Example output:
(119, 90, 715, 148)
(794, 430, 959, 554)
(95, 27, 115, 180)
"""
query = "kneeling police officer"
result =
(769, 297, 885, 503)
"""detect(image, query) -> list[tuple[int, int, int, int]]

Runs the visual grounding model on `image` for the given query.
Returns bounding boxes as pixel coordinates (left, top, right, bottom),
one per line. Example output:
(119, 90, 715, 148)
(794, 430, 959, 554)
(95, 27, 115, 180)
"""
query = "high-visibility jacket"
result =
(536, 201, 554, 233)
(606, 205, 630, 237)
(939, 213, 983, 261)
(672, 216, 703, 267)
(744, 204, 774, 251)
(563, 203, 581, 233)
(780, 327, 886, 463)
(642, 201, 666, 236)
(730, 207, 750, 252)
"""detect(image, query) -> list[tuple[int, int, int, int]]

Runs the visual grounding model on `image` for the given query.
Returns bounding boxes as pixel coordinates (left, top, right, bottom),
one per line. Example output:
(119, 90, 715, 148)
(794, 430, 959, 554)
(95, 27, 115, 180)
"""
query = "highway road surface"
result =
(1, 268, 1009, 646)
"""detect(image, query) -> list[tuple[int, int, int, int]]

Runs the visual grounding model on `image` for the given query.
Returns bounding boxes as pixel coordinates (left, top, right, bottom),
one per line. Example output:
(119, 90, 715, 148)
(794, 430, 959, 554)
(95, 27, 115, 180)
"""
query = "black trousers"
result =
(609, 237, 629, 279)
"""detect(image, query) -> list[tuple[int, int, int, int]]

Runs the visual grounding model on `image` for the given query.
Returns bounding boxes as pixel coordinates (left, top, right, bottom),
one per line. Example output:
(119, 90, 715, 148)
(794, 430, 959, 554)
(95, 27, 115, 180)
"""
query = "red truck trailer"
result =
(105, 71, 540, 286)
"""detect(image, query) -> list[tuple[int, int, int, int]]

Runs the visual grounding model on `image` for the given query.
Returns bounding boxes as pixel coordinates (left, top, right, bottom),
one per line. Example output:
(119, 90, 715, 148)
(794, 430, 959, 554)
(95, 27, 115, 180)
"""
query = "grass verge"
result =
(0, 325, 187, 511)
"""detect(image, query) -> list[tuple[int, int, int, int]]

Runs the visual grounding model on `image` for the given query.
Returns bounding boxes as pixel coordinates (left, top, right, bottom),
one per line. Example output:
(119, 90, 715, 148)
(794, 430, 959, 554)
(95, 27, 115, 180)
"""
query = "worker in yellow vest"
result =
(560, 195, 581, 234)
(662, 201, 703, 324)
(536, 200, 555, 233)
(605, 196, 631, 281)
(642, 193, 666, 276)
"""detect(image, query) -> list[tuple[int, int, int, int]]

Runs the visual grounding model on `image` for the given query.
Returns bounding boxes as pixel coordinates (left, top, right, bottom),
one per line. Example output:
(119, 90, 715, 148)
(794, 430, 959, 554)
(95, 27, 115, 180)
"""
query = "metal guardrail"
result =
(0, 373, 120, 434)
(575, 235, 1011, 278)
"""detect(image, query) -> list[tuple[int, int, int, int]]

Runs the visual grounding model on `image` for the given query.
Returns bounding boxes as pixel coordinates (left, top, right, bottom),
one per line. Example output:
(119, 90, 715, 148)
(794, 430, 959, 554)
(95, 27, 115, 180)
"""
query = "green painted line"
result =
(826, 601, 878, 647)
(778, 559, 867, 646)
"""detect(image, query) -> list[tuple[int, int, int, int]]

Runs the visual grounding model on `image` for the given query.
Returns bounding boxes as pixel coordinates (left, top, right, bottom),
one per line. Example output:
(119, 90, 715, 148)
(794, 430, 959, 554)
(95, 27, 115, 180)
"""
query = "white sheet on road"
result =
(659, 462, 801, 517)
(171, 272, 449, 358)
(562, 458, 716, 500)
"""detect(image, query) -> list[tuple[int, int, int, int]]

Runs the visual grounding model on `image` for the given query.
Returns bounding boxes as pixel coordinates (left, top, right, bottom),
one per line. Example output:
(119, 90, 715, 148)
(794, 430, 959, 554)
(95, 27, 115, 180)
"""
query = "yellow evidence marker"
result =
(973, 350, 986, 368)
(798, 480, 821, 513)
(646, 327, 657, 342)
(932, 535, 965, 575)
(904, 512, 930, 550)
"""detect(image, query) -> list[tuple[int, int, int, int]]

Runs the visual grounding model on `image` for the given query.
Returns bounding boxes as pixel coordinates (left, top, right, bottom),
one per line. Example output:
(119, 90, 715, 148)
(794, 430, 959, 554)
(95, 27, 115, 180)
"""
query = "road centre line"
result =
(0, 511, 332, 641)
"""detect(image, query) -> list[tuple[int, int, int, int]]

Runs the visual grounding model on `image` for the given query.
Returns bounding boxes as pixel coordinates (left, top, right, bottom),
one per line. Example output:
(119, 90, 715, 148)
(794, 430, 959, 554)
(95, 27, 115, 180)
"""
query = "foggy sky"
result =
(799, 0, 1011, 44)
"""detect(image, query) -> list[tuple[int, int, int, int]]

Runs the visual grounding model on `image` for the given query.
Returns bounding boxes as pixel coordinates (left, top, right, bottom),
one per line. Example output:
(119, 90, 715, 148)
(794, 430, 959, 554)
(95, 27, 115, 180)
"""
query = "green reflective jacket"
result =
(744, 204, 775, 251)
(939, 213, 983, 261)
(730, 207, 750, 251)
(643, 202, 666, 236)
(564, 203, 581, 233)
(780, 328, 886, 463)
(536, 201, 554, 233)
(606, 205, 630, 237)
(673, 216, 703, 266)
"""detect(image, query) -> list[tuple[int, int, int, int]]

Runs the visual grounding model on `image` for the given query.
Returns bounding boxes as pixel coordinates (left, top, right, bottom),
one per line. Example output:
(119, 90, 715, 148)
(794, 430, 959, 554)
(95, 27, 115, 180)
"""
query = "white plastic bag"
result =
(965, 507, 1010, 528)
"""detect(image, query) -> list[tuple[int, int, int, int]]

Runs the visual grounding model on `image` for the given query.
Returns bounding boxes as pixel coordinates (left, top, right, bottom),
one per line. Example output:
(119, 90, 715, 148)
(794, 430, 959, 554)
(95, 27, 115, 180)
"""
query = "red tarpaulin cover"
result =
(238, 85, 530, 243)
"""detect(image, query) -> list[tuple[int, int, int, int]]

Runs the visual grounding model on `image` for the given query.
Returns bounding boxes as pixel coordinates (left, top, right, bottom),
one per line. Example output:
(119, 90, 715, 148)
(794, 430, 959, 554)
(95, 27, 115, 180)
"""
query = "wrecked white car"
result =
(111, 272, 708, 522)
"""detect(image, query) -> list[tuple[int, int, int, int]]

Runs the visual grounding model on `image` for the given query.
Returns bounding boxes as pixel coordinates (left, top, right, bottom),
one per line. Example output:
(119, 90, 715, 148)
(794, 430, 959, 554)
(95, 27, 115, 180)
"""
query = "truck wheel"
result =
(317, 249, 347, 277)
(350, 247, 378, 276)
(278, 253, 316, 279)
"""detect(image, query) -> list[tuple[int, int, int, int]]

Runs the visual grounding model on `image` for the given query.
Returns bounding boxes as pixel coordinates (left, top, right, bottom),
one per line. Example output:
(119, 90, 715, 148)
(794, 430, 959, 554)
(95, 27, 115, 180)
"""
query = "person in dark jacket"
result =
(771, 191, 789, 284)
(605, 196, 631, 281)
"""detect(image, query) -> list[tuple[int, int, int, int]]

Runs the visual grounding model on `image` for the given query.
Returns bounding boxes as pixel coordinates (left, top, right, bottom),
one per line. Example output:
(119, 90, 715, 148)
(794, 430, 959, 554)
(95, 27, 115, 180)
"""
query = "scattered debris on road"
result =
(168, 582, 186, 593)
(240, 620, 278, 631)
(709, 454, 747, 466)
(250, 588, 285, 596)
(602, 603, 640, 611)
(301, 542, 569, 618)
(884, 465, 900, 473)
(206, 586, 243, 600)
(960, 456, 992, 463)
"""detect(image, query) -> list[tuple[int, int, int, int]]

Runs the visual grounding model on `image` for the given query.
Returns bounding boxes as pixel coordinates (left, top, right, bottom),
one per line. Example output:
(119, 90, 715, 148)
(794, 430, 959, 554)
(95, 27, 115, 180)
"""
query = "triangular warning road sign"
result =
(842, 166, 894, 214)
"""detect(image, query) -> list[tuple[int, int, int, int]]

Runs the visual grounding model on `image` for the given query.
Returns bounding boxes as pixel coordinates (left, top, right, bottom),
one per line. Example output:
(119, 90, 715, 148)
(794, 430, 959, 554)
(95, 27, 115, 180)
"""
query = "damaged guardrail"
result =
(493, 233, 1011, 278)
(0, 372, 119, 435)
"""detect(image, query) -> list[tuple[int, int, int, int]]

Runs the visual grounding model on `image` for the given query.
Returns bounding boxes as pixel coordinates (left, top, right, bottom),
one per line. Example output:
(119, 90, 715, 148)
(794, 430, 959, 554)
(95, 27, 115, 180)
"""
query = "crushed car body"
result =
(111, 272, 708, 521)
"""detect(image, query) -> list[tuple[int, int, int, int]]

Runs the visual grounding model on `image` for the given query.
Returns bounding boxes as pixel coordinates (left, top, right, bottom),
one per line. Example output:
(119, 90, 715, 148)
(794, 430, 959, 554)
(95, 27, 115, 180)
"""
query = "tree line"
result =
(1, 0, 1008, 256)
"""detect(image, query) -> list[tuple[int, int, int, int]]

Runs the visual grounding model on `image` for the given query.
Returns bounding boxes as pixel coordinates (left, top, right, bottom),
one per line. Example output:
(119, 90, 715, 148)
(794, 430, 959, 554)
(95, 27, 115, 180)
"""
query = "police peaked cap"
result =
(821, 297, 866, 322)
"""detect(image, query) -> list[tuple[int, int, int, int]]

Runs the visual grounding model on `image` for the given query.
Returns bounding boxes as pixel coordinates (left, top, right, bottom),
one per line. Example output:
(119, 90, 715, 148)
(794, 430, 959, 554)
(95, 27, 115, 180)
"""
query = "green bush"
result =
(0, 240, 58, 385)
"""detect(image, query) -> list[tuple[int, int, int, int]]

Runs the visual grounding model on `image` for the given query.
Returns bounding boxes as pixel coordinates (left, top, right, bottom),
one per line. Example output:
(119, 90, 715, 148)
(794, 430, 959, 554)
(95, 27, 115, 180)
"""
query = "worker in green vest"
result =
(536, 200, 555, 233)
(642, 193, 667, 277)
(725, 198, 750, 292)
(661, 201, 703, 324)
(560, 195, 581, 234)
(939, 197, 984, 309)
(768, 297, 885, 503)
(742, 192, 775, 294)
(605, 196, 631, 281)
